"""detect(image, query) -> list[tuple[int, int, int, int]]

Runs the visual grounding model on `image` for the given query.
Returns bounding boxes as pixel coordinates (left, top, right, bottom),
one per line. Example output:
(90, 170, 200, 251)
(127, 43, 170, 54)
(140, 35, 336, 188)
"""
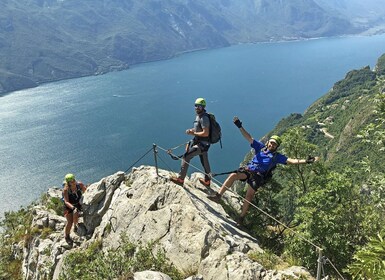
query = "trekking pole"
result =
(153, 143, 159, 177)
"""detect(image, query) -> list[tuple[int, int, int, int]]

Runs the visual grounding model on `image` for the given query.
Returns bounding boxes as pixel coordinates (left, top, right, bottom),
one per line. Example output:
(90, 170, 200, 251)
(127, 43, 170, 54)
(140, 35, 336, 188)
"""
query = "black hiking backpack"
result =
(206, 112, 222, 148)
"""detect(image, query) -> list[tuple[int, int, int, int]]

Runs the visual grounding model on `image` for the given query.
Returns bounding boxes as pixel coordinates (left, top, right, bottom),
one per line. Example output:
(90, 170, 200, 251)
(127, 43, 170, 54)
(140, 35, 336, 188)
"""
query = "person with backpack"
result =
(63, 173, 87, 244)
(207, 116, 319, 227)
(170, 98, 213, 187)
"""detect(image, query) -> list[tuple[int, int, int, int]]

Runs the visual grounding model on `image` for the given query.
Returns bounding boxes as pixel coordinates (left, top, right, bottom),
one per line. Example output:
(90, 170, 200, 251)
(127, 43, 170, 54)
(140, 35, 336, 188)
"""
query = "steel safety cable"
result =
(157, 144, 323, 251)
(124, 147, 154, 173)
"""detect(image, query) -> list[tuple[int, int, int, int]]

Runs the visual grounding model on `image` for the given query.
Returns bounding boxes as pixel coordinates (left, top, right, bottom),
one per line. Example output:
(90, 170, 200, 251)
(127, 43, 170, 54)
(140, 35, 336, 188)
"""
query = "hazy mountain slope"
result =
(314, 0, 385, 25)
(250, 0, 354, 37)
(0, 0, 377, 95)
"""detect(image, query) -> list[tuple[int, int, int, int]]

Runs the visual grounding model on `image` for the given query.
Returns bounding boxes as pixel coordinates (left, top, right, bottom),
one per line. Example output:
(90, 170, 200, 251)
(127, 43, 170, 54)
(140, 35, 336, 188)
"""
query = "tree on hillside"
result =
(241, 128, 319, 251)
(358, 79, 385, 151)
(345, 78, 385, 279)
(283, 80, 385, 277)
(346, 232, 385, 279)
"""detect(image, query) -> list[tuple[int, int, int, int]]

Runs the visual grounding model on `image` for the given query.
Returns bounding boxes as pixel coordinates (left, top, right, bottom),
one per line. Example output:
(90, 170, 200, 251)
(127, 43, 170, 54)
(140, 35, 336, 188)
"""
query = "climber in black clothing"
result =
(62, 173, 87, 243)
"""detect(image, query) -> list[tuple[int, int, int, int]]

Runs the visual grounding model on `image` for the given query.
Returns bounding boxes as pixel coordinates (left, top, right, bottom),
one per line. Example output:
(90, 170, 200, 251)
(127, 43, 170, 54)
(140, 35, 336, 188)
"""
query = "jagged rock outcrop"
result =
(23, 166, 314, 280)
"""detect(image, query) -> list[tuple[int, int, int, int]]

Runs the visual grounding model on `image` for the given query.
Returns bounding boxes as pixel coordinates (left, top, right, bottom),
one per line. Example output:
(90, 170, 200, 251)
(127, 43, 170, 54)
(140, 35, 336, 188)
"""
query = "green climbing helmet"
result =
(195, 98, 206, 107)
(269, 135, 282, 146)
(65, 173, 75, 183)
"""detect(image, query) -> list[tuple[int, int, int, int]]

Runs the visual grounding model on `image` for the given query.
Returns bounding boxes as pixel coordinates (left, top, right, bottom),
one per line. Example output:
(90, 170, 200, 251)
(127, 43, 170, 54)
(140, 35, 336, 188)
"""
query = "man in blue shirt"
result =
(208, 116, 319, 227)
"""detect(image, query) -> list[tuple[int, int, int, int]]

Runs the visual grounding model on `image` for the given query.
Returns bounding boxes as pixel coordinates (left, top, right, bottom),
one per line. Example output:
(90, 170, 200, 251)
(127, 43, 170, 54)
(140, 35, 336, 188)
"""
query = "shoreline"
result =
(1, 31, 385, 99)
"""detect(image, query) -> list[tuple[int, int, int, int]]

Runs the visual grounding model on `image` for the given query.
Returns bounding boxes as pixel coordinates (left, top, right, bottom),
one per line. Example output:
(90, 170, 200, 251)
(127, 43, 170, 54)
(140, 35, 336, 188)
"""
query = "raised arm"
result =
(233, 116, 253, 144)
(286, 156, 319, 165)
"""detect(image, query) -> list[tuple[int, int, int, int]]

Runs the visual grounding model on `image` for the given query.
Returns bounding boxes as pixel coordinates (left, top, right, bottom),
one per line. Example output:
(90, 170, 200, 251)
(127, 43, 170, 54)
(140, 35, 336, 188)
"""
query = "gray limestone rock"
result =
(134, 270, 172, 280)
(22, 166, 314, 280)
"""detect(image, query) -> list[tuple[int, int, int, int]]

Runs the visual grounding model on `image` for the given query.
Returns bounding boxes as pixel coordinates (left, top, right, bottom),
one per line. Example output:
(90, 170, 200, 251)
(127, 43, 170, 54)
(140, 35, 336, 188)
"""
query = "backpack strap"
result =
(204, 112, 213, 144)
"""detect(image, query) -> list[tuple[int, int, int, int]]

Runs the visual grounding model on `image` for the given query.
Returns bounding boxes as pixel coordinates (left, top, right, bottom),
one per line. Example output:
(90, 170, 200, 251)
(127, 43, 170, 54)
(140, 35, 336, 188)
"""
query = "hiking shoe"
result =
(199, 178, 211, 187)
(65, 235, 73, 244)
(207, 192, 221, 203)
(236, 216, 245, 228)
(170, 177, 184, 186)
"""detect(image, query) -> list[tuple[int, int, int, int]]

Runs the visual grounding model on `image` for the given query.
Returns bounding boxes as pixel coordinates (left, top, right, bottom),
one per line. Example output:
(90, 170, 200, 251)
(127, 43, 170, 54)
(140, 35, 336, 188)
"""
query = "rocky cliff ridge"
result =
(22, 166, 313, 279)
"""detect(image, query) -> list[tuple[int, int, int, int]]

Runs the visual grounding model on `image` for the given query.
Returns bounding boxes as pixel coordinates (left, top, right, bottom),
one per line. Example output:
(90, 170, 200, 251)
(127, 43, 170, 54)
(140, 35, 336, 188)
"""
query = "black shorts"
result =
(64, 203, 82, 216)
(238, 167, 265, 191)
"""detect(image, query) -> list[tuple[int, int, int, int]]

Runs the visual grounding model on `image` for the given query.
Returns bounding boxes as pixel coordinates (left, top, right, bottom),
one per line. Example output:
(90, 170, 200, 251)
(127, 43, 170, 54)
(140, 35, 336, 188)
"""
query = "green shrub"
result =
(40, 193, 63, 216)
(47, 197, 64, 216)
(59, 234, 184, 280)
(346, 231, 385, 279)
(41, 227, 54, 239)
(0, 207, 33, 280)
(249, 249, 286, 270)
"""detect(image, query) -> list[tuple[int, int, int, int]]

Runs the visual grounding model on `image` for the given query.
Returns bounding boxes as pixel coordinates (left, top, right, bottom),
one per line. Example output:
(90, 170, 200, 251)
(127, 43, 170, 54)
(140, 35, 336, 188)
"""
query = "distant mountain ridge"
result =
(1, 0, 385, 95)
(314, 0, 385, 25)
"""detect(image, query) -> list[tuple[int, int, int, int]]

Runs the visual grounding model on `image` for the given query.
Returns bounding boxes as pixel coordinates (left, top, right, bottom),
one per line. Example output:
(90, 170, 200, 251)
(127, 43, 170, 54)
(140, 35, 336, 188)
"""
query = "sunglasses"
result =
(195, 104, 203, 108)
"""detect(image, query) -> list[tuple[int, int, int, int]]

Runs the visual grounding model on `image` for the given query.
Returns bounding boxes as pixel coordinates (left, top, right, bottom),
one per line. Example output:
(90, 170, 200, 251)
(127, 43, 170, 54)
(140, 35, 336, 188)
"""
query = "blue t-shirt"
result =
(246, 139, 288, 173)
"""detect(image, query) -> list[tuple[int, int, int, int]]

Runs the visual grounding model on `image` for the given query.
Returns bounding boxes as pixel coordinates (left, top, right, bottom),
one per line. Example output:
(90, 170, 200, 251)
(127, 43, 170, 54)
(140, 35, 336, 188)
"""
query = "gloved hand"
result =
(306, 156, 316, 164)
(233, 117, 242, 128)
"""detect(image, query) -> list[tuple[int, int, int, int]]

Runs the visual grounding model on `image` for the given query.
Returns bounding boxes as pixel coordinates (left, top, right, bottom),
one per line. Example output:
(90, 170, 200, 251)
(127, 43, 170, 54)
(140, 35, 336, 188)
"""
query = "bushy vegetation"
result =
(238, 60, 385, 279)
(326, 66, 377, 104)
(239, 125, 385, 278)
(41, 193, 63, 216)
(0, 198, 185, 280)
(0, 193, 63, 279)
(0, 207, 33, 280)
(274, 55, 385, 177)
(59, 234, 184, 280)
(249, 249, 286, 270)
(346, 231, 385, 279)
(376, 53, 385, 75)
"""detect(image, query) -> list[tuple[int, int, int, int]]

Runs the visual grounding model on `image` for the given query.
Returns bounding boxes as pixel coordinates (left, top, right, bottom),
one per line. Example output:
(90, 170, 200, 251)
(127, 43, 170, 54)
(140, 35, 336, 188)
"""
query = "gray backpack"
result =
(205, 112, 222, 148)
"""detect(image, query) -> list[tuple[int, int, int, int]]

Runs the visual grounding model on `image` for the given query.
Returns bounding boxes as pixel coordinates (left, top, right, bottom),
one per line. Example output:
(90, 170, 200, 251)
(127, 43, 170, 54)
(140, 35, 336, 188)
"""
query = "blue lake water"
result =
(1, 34, 385, 216)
